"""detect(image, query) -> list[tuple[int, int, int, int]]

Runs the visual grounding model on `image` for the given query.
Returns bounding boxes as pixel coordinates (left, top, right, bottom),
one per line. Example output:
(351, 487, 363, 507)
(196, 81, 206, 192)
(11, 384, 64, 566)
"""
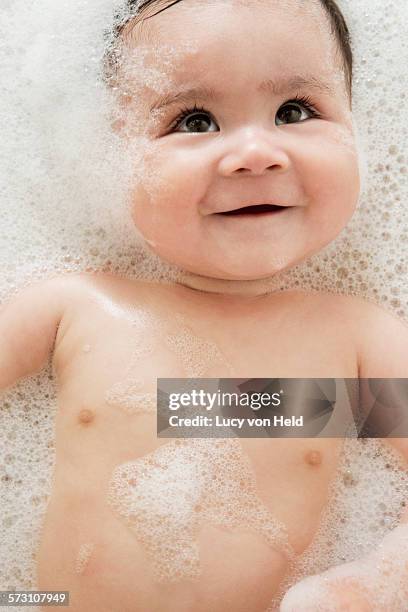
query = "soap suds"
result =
(108, 438, 294, 582)
(74, 543, 95, 575)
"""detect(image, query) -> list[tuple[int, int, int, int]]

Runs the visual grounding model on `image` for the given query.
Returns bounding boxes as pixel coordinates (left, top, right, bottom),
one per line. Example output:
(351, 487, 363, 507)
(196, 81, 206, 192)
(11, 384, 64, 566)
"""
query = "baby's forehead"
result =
(115, 0, 345, 102)
(122, 0, 334, 56)
(119, 45, 341, 105)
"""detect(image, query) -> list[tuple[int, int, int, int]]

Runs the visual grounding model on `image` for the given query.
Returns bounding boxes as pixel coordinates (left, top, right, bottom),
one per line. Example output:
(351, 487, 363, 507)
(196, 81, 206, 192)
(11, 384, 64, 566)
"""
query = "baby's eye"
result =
(276, 96, 320, 125)
(171, 105, 219, 133)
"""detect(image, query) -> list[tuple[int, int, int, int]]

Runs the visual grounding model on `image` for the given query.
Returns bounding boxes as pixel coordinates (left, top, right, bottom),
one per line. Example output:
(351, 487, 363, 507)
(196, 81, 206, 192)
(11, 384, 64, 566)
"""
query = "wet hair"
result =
(104, 0, 353, 99)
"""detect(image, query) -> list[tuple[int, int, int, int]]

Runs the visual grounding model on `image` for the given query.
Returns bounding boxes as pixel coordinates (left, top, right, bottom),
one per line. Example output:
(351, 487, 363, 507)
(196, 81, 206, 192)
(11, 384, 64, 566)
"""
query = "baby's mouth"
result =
(218, 204, 288, 216)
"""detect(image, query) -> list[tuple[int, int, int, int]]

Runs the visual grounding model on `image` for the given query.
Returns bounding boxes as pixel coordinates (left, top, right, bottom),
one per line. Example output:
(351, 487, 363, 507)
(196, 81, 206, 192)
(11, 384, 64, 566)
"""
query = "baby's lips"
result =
(214, 200, 293, 214)
(217, 203, 289, 215)
(203, 195, 293, 215)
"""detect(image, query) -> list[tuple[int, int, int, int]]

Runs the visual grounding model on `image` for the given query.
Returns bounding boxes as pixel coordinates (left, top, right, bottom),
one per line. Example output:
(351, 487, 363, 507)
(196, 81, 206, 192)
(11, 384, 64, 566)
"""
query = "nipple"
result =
(78, 408, 95, 425)
(304, 450, 322, 467)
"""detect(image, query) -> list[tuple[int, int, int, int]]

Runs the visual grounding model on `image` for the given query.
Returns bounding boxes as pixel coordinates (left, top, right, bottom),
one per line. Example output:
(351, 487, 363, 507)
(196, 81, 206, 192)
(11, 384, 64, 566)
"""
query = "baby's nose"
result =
(217, 127, 290, 177)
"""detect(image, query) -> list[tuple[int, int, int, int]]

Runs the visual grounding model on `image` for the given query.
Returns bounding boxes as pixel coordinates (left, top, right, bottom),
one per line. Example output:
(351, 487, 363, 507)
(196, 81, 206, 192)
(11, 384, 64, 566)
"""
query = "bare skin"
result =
(1, 272, 407, 611)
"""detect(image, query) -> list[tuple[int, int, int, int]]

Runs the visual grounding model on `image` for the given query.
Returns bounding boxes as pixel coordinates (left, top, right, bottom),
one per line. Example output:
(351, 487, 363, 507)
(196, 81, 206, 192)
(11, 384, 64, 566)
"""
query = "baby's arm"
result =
(0, 277, 68, 391)
(280, 519, 408, 611)
(356, 299, 408, 463)
(281, 298, 408, 611)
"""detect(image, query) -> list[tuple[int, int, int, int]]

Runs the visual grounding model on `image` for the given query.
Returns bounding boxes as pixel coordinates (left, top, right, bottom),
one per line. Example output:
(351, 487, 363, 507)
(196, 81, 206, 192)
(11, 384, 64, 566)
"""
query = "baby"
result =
(1, 0, 408, 610)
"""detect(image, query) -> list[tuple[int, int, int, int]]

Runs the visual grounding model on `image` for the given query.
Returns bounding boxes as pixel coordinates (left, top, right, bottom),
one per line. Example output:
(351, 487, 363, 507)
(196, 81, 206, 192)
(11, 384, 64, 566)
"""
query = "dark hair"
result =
(105, 0, 353, 99)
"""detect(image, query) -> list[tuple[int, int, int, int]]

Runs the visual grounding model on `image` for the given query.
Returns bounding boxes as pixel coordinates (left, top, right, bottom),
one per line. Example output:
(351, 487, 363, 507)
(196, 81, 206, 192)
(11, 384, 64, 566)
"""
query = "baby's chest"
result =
(92, 316, 353, 386)
(60, 289, 358, 402)
(57, 308, 357, 451)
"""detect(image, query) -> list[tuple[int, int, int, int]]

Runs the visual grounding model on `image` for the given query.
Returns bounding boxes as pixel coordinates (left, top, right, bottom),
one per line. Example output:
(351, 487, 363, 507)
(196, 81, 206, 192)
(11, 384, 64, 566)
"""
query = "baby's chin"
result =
(186, 250, 306, 281)
(153, 248, 294, 282)
(138, 232, 311, 282)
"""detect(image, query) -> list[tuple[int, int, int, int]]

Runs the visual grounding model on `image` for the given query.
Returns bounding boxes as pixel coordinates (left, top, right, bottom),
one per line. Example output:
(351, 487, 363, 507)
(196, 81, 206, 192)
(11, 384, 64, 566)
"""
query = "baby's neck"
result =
(177, 271, 275, 298)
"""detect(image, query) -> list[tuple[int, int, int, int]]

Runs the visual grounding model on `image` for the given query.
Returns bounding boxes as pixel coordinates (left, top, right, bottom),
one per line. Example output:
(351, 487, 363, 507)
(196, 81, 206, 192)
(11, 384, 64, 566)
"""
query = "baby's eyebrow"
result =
(149, 74, 334, 112)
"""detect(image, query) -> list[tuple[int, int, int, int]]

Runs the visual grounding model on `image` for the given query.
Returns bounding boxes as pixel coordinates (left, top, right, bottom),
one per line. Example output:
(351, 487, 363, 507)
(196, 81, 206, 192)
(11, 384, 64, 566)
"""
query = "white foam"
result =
(105, 311, 235, 414)
(108, 438, 293, 582)
(280, 523, 408, 611)
(74, 543, 95, 575)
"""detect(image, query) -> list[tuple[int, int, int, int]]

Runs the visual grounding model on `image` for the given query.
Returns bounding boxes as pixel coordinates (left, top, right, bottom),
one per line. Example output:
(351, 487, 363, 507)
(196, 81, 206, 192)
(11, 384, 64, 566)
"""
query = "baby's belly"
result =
(37, 436, 339, 612)
(38, 500, 288, 612)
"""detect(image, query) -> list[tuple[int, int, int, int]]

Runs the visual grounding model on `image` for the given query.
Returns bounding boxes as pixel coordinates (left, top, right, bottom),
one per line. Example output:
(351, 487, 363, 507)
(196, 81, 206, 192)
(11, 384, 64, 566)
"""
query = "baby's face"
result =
(118, 0, 360, 280)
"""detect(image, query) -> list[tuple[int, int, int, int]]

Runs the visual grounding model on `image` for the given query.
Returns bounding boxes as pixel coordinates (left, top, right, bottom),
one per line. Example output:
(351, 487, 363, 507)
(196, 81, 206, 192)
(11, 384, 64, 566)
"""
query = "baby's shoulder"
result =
(56, 271, 155, 307)
(278, 289, 404, 326)
(276, 290, 408, 376)
(272, 289, 371, 327)
(300, 291, 408, 377)
(15, 272, 153, 338)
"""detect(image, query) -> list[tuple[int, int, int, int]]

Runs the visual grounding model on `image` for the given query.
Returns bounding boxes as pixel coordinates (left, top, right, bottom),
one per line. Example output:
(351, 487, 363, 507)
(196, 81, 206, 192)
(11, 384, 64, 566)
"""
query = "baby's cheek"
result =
(129, 151, 201, 250)
(328, 125, 360, 186)
(299, 141, 359, 244)
(146, 148, 209, 214)
(315, 133, 359, 212)
(335, 142, 361, 215)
